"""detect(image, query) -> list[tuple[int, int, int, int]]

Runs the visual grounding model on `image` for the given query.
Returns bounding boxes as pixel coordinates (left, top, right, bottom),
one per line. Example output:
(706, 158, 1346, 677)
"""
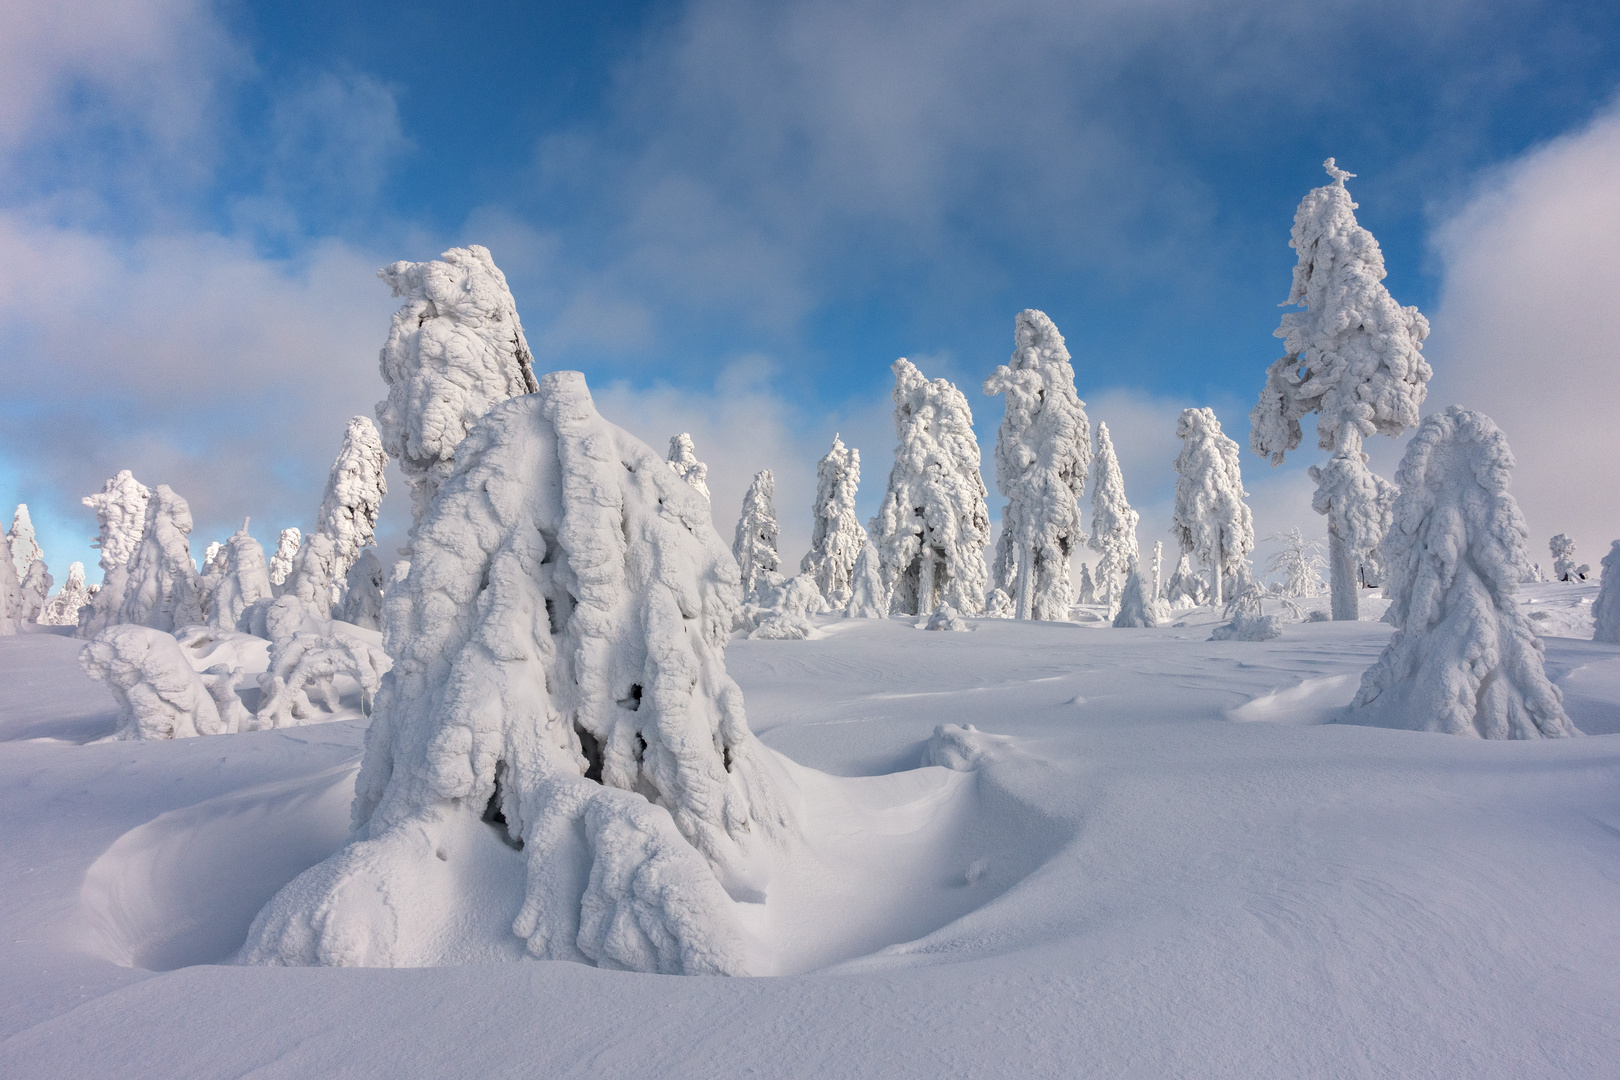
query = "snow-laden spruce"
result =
(801, 435, 866, 611)
(40, 562, 90, 626)
(1172, 408, 1254, 606)
(239, 371, 792, 974)
(268, 528, 301, 592)
(983, 310, 1090, 621)
(116, 485, 204, 633)
(376, 245, 537, 532)
(284, 532, 340, 621)
(1592, 541, 1620, 645)
(1549, 534, 1581, 582)
(78, 470, 152, 636)
(1088, 421, 1137, 615)
(1113, 561, 1170, 628)
(1266, 528, 1326, 598)
(0, 532, 21, 626)
(1077, 562, 1096, 605)
(666, 433, 711, 501)
(1150, 541, 1163, 602)
(733, 470, 780, 598)
(1164, 553, 1206, 607)
(845, 541, 888, 619)
(1250, 160, 1430, 621)
(870, 358, 991, 616)
(1349, 407, 1576, 738)
(8, 505, 42, 582)
(340, 551, 386, 630)
(79, 625, 232, 740)
(18, 561, 52, 623)
(316, 416, 389, 580)
(206, 523, 273, 632)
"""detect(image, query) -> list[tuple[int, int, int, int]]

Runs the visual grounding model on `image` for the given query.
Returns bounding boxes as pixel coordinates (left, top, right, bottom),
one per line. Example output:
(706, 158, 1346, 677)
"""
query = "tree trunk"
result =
(918, 546, 937, 616)
(1330, 527, 1359, 621)
(1015, 540, 1035, 621)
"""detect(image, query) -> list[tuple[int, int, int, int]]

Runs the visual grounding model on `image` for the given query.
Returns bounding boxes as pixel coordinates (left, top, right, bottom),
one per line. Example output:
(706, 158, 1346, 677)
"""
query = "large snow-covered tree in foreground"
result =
(801, 435, 866, 611)
(241, 371, 792, 974)
(1593, 541, 1620, 645)
(1349, 407, 1575, 738)
(667, 434, 711, 502)
(1173, 408, 1254, 606)
(1250, 160, 1431, 621)
(376, 245, 538, 534)
(1087, 421, 1138, 614)
(869, 359, 991, 616)
(984, 310, 1090, 621)
(733, 470, 780, 597)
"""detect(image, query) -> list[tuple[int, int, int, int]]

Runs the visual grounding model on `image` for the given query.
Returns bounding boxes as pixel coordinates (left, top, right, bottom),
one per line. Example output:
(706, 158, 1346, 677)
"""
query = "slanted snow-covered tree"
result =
(1250, 160, 1431, 621)
(801, 435, 866, 610)
(845, 541, 888, 619)
(207, 523, 274, 632)
(983, 310, 1090, 621)
(41, 562, 91, 626)
(1549, 534, 1582, 581)
(1349, 407, 1576, 738)
(376, 245, 538, 534)
(240, 371, 792, 974)
(667, 433, 711, 501)
(268, 528, 301, 593)
(1173, 408, 1254, 606)
(316, 416, 389, 580)
(1593, 541, 1620, 645)
(732, 470, 780, 598)
(79, 470, 152, 636)
(1087, 421, 1138, 614)
(116, 485, 204, 633)
(1266, 528, 1326, 598)
(870, 359, 991, 617)
(8, 505, 42, 582)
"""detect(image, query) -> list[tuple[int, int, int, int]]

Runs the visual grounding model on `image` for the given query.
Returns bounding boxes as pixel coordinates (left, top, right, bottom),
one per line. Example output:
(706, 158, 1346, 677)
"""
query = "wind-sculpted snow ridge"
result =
(801, 435, 866, 610)
(1172, 408, 1253, 606)
(1349, 407, 1577, 739)
(870, 358, 990, 617)
(316, 416, 388, 579)
(80, 625, 231, 740)
(8, 505, 42, 582)
(1250, 160, 1429, 620)
(376, 245, 538, 532)
(249, 632, 390, 728)
(340, 551, 386, 630)
(267, 528, 300, 592)
(206, 524, 273, 633)
(844, 541, 888, 619)
(1088, 422, 1137, 615)
(40, 561, 90, 625)
(733, 470, 780, 598)
(984, 310, 1089, 621)
(1593, 542, 1620, 644)
(116, 485, 204, 634)
(239, 371, 792, 975)
(667, 433, 711, 501)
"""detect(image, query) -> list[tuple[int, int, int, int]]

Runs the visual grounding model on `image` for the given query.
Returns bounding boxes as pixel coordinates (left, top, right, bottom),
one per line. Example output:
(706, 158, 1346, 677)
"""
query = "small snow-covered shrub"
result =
(1592, 541, 1620, 644)
(924, 604, 969, 631)
(1113, 564, 1170, 628)
(1549, 534, 1582, 581)
(749, 613, 816, 640)
(801, 434, 866, 610)
(79, 625, 230, 740)
(284, 532, 340, 621)
(742, 572, 823, 637)
(207, 525, 274, 632)
(1164, 553, 1208, 607)
(249, 632, 391, 728)
(983, 588, 1013, 619)
(1266, 528, 1326, 597)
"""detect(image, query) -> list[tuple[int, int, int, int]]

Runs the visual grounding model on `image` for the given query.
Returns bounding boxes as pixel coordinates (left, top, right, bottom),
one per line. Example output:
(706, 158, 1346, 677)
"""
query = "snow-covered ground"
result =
(2, 583, 1618, 1077)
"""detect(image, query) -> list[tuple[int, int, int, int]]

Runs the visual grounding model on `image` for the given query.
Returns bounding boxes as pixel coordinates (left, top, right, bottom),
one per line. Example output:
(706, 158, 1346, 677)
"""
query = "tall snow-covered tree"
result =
(983, 309, 1090, 621)
(1350, 407, 1575, 738)
(1087, 422, 1138, 615)
(40, 562, 90, 626)
(376, 245, 538, 534)
(316, 416, 389, 580)
(207, 523, 274, 632)
(732, 470, 780, 597)
(1173, 408, 1254, 606)
(845, 541, 888, 619)
(79, 470, 152, 635)
(8, 505, 42, 582)
(1250, 160, 1431, 621)
(268, 527, 301, 593)
(801, 434, 866, 610)
(667, 433, 711, 501)
(1078, 562, 1096, 605)
(18, 560, 52, 623)
(240, 371, 791, 974)
(1150, 541, 1164, 601)
(1593, 541, 1620, 644)
(1266, 528, 1327, 598)
(869, 358, 991, 616)
(1549, 534, 1581, 581)
(116, 485, 204, 633)
(0, 532, 22, 624)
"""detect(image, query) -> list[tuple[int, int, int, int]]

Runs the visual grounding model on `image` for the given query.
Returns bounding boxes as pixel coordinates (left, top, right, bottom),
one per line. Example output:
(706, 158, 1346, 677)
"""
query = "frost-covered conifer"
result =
(984, 310, 1090, 621)
(207, 523, 273, 632)
(845, 541, 888, 619)
(78, 470, 152, 636)
(241, 371, 792, 974)
(1350, 407, 1575, 738)
(18, 560, 52, 622)
(1151, 541, 1163, 601)
(0, 533, 19, 625)
(1113, 560, 1170, 628)
(285, 532, 340, 622)
(1173, 408, 1254, 606)
(1550, 534, 1580, 581)
(801, 435, 866, 610)
(117, 485, 204, 633)
(340, 550, 386, 630)
(8, 505, 42, 582)
(316, 416, 389, 579)
(732, 470, 780, 598)
(667, 433, 710, 501)
(1266, 528, 1327, 598)
(1165, 553, 1208, 608)
(376, 245, 537, 533)
(869, 359, 991, 616)
(1250, 160, 1431, 621)
(1087, 422, 1138, 614)
(268, 528, 301, 592)
(249, 632, 391, 728)
(80, 625, 230, 740)
(1593, 541, 1620, 645)
(1078, 562, 1096, 605)
(40, 562, 90, 626)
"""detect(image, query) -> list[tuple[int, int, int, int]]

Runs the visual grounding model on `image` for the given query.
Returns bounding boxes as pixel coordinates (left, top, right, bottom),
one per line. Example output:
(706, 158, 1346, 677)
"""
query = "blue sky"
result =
(3, 0, 1618, 581)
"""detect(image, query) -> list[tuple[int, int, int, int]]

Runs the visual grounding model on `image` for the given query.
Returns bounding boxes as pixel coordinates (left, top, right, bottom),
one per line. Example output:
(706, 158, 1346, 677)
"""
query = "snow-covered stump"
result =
(79, 625, 230, 740)
(1591, 541, 1620, 645)
(733, 470, 780, 598)
(667, 433, 711, 502)
(117, 485, 204, 633)
(207, 524, 274, 632)
(40, 562, 90, 626)
(1088, 421, 1138, 615)
(1172, 408, 1253, 608)
(240, 371, 792, 974)
(845, 542, 888, 619)
(801, 435, 866, 611)
(1348, 407, 1577, 739)
(983, 310, 1090, 622)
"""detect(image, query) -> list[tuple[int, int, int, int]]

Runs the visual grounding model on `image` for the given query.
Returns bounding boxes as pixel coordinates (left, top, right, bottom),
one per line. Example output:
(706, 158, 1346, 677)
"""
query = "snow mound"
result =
(920, 723, 1011, 771)
(1209, 612, 1284, 642)
(79, 625, 230, 740)
(924, 604, 969, 632)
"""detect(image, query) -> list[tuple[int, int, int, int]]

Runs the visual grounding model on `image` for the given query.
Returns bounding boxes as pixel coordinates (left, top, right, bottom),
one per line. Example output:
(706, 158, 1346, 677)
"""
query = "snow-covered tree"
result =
(249, 632, 391, 728)
(1594, 542, 1620, 645)
(316, 416, 389, 580)
(1150, 541, 1163, 601)
(1164, 553, 1206, 607)
(870, 359, 991, 617)
(40, 562, 90, 626)
(285, 532, 340, 622)
(984, 309, 1090, 621)
(240, 371, 792, 974)
(268, 528, 301, 592)
(1088, 422, 1138, 615)
(376, 245, 538, 533)
(667, 433, 711, 501)
(1349, 407, 1576, 738)
(1113, 560, 1170, 628)
(1549, 534, 1582, 581)
(18, 560, 52, 622)
(1078, 562, 1096, 605)
(0, 532, 18, 625)
(1173, 408, 1254, 606)
(207, 523, 274, 632)
(732, 470, 780, 598)
(1250, 160, 1431, 621)
(8, 505, 42, 582)
(80, 625, 231, 740)
(78, 470, 152, 636)
(117, 485, 204, 633)
(801, 434, 866, 610)
(340, 550, 386, 630)
(845, 541, 888, 619)
(1266, 528, 1327, 598)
